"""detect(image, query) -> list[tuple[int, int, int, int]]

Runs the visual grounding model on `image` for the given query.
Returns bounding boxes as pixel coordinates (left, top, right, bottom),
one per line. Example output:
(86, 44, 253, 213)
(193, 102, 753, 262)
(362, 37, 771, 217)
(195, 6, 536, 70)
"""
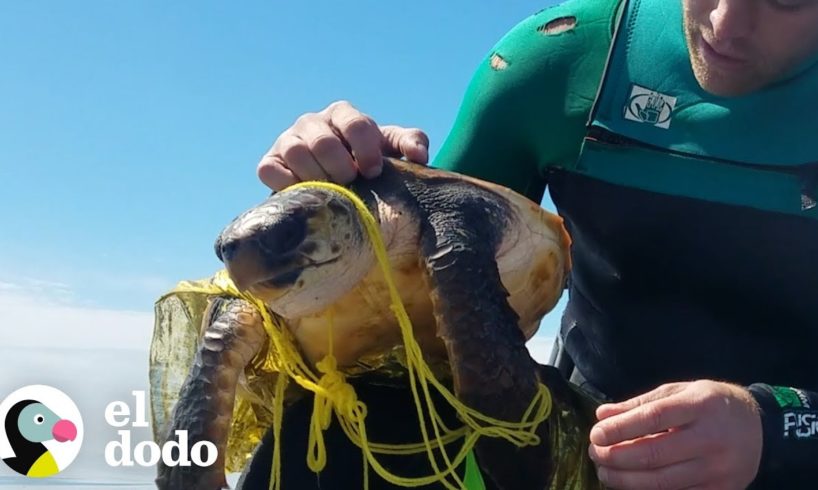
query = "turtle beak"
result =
(52, 419, 77, 443)
(215, 201, 311, 291)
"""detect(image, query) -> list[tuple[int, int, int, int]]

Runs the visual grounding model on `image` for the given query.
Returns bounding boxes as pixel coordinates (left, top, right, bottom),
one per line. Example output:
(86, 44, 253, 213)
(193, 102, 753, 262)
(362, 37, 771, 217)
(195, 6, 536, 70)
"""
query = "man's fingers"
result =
(591, 381, 763, 489)
(297, 117, 358, 184)
(258, 153, 298, 190)
(589, 426, 706, 471)
(596, 457, 708, 490)
(597, 382, 688, 420)
(326, 101, 384, 178)
(274, 133, 329, 182)
(258, 100, 429, 191)
(591, 395, 697, 446)
(381, 125, 430, 164)
(258, 131, 322, 189)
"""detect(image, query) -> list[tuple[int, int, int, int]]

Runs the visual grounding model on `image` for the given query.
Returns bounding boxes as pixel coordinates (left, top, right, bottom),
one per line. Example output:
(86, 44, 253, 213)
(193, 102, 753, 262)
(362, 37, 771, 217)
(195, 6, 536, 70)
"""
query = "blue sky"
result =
(0, 1, 563, 354)
(1, 0, 565, 483)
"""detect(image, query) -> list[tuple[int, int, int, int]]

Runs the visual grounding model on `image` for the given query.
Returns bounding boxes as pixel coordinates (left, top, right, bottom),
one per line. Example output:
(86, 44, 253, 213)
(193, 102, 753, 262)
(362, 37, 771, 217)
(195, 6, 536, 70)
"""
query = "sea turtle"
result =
(150, 158, 602, 490)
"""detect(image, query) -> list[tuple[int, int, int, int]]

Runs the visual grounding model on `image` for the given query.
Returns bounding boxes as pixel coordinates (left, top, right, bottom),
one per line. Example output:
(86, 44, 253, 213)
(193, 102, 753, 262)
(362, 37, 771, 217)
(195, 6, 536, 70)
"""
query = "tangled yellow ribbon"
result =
(178, 180, 553, 490)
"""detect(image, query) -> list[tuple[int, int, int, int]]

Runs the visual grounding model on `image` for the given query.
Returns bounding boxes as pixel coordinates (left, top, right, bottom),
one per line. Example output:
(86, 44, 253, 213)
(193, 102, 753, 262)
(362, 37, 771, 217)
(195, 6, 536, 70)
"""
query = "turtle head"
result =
(215, 186, 374, 318)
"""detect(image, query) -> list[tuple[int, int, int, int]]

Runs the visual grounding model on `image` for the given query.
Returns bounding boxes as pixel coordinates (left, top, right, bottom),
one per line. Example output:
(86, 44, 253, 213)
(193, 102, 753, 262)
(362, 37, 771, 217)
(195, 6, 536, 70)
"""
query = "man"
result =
(255, 0, 818, 488)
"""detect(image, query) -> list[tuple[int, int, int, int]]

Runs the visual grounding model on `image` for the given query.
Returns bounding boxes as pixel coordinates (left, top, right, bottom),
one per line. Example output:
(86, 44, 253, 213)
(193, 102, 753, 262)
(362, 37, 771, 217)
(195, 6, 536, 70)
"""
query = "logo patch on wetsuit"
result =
(772, 386, 811, 409)
(783, 410, 818, 439)
(623, 84, 677, 129)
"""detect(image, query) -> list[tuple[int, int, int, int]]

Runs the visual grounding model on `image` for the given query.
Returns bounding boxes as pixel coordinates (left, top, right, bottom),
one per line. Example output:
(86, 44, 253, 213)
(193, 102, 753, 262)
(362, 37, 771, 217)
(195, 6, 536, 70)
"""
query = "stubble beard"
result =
(682, 16, 763, 97)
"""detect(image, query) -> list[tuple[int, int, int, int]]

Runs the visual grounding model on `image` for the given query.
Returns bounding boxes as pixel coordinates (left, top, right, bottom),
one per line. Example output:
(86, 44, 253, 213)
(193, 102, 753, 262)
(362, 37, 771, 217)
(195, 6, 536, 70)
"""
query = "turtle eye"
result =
(33, 414, 45, 425)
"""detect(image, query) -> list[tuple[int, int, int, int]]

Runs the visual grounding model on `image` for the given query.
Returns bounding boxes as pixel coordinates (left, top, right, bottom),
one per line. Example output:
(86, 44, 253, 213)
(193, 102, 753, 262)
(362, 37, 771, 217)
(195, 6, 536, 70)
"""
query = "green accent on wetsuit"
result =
(463, 450, 486, 490)
(577, 0, 818, 219)
(431, 0, 624, 202)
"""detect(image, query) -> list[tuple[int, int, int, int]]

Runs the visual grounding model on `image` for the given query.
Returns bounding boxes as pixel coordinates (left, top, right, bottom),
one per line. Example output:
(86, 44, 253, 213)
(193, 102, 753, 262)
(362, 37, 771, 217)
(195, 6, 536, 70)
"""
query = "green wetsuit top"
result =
(432, 0, 818, 486)
(433, 0, 618, 200)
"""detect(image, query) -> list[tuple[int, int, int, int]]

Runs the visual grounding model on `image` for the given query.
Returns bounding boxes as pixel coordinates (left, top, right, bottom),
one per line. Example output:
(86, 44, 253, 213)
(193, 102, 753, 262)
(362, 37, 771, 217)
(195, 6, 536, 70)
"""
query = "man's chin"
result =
(690, 60, 761, 98)
(684, 27, 762, 97)
(698, 79, 762, 98)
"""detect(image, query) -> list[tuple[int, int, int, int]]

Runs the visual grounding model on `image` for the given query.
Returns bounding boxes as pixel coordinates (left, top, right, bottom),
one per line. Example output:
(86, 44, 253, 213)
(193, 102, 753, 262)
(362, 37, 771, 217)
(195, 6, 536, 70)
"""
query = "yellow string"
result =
(269, 368, 287, 490)
(174, 180, 553, 490)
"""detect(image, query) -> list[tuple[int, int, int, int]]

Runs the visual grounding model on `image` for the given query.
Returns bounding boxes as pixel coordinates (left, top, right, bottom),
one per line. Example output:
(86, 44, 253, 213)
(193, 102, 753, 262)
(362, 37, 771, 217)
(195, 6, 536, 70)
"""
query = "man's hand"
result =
(258, 100, 430, 191)
(588, 380, 763, 490)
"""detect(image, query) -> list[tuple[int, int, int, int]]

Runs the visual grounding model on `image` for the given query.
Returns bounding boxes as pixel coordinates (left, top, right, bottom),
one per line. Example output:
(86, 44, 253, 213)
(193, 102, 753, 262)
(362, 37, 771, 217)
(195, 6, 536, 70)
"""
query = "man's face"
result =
(682, 0, 818, 96)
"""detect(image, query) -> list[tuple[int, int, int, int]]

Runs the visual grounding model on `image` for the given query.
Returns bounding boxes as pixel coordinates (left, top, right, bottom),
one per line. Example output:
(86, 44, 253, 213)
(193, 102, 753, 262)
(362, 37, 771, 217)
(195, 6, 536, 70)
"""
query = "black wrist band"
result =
(747, 383, 818, 489)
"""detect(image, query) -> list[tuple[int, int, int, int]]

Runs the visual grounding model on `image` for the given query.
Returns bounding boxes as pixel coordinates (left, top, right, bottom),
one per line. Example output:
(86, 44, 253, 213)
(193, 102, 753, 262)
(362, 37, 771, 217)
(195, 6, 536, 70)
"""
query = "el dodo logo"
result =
(104, 391, 217, 468)
(0, 385, 82, 478)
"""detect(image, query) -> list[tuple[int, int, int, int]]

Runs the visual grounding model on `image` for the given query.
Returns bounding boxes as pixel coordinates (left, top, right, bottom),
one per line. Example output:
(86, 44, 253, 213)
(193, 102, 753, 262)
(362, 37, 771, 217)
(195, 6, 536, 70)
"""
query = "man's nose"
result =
(710, 0, 756, 42)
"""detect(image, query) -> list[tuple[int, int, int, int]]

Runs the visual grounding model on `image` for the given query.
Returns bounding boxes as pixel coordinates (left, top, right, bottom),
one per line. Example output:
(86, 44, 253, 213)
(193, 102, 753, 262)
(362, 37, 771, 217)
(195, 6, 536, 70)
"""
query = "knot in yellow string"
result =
(315, 356, 366, 421)
(307, 355, 368, 472)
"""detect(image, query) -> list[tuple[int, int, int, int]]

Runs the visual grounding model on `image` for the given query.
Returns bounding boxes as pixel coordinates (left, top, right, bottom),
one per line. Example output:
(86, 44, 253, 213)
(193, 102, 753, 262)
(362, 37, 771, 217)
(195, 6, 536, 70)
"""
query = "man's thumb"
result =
(380, 125, 430, 164)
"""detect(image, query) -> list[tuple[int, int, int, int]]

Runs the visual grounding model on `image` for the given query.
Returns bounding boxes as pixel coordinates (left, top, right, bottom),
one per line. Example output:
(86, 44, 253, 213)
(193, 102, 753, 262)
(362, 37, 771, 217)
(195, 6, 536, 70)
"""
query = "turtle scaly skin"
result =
(155, 298, 266, 490)
(413, 179, 549, 489)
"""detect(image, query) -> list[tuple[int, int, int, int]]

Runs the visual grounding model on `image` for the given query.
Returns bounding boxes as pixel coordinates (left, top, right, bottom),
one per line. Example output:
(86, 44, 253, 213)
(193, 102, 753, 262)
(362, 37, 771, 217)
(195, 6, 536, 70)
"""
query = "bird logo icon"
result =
(0, 385, 83, 478)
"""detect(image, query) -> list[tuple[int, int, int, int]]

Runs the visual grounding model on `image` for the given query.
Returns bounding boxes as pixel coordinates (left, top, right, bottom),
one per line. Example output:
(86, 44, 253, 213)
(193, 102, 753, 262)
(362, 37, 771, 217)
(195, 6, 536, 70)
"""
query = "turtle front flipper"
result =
(418, 202, 552, 490)
(155, 298, 267, 490)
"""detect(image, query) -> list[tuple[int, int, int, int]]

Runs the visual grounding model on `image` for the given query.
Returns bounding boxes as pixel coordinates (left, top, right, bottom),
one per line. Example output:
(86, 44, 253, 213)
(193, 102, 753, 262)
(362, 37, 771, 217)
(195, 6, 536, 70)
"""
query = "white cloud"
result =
(0, 281, 23, 292)
(0, 280, 154, 351)
(0, 276, 72, 292)
(0, 274, 559, 370)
